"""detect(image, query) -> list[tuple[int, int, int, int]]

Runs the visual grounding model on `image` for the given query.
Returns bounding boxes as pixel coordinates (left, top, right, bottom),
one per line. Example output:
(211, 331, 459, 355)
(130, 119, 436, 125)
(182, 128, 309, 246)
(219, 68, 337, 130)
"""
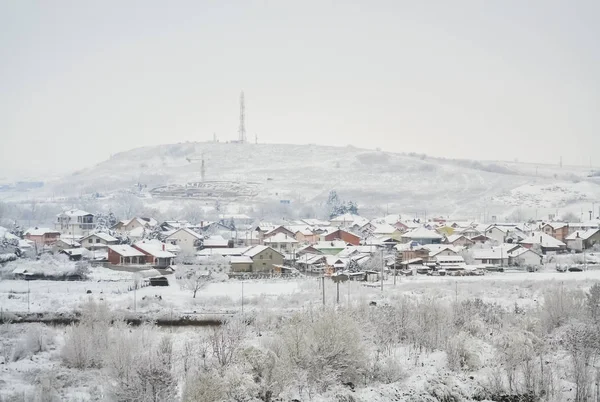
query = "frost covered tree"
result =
(179, 266, 212, 298)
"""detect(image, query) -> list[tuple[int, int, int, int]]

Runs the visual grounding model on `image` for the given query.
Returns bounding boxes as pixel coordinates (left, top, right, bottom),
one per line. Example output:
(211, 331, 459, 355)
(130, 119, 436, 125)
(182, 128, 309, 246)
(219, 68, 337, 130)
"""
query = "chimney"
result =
(162, 243, 165, 251)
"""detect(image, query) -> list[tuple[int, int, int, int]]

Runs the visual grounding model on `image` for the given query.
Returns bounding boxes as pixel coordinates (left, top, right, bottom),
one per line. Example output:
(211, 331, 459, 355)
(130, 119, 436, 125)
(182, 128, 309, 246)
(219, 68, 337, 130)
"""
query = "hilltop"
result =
(28, 142, 600, 219)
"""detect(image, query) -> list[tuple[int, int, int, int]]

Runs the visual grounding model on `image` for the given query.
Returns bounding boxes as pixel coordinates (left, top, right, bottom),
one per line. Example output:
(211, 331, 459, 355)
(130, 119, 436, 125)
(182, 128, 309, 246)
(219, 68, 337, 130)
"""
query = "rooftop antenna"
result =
(238, 91, 246, 143)
(201, 152, 206, 182)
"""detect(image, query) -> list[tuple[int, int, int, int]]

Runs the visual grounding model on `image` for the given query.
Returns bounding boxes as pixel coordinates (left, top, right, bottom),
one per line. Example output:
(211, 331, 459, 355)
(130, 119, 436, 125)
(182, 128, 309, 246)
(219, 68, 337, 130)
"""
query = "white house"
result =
(508, 247, 542, 267)
(79, 232, 119, 250)
(263, 232, 299, 254)
(55, 209, 95, 237)
(165, 227, 203, 255)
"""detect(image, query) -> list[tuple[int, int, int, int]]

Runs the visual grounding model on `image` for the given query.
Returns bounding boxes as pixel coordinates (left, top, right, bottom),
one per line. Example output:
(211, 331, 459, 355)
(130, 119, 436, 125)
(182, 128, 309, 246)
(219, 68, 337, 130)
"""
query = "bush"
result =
(446, 331, 480, 371)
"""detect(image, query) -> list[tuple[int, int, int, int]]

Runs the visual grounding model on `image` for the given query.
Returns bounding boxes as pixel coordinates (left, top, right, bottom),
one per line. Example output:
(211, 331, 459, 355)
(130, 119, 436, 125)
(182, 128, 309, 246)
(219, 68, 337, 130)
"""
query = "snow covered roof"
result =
(203, 235, 229, 247)
(372, 223, 398, 234)
(435, 255, 465, 263)
(519, 232, 566, 248)
(133, 242, 175, 258)
(314, 241, 348, 250)
(57, 238, 81, 247)
(401, 227, 443, 240)
(25, 227, 60, 236)
(107, 245, 145, 257)
(509, 247, 541, 258)
(197, 247, 250, 257)
(230, 256, 253, 264)
(263, 232, 299, 243)
(424, 244, 458, 256)
(82, 232, 118, 242)
(566, 229, 600, 241)
(473, 247, 512, 261)
(166, 227, 203, 240)
(446, 234, 470, 244)
(62, 248, 85, 256)
(243, 245, 282, 258)
(542, 222, 568, 230)
(57, 209, 93, 217)
(301, 218, 330, 227)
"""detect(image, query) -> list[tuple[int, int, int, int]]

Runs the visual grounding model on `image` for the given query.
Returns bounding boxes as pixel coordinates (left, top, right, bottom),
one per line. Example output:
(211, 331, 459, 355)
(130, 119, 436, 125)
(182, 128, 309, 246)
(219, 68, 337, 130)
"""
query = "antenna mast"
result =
(201, 152, 206, 182)
(238, 91, 246, 143)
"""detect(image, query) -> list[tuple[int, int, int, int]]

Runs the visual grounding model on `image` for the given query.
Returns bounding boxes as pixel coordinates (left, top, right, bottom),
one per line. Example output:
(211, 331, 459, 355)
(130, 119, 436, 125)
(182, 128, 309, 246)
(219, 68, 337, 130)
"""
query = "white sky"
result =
(1, 0, 599, 178)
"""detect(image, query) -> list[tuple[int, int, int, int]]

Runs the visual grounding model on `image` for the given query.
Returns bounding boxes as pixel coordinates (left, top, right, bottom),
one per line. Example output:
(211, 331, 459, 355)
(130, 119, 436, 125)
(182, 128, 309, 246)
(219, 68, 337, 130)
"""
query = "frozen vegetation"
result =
(2, 270, 600, 401)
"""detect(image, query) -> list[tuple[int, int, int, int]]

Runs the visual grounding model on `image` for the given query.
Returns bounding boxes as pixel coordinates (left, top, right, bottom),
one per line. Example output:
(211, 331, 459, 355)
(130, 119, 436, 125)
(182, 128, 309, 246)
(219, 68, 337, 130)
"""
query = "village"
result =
(3, 205, 600, 285)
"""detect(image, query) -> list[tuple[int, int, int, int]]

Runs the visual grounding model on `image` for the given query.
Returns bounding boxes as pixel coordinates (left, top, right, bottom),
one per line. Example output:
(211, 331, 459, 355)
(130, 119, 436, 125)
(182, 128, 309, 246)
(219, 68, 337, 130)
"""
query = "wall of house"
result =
(107, 249, 121, 265)
(231, 262, 252, 273)
(166, 231, 199, 255)
(251, 249, 284, 273)
(325, 230, 360, 246)
(486, 228, 505, 244)
(512, 252, 541, 267)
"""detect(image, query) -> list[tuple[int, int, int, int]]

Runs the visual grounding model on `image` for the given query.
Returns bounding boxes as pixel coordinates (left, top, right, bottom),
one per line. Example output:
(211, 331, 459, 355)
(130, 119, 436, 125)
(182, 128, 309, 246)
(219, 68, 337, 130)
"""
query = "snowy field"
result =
(2, 266, 600, 317)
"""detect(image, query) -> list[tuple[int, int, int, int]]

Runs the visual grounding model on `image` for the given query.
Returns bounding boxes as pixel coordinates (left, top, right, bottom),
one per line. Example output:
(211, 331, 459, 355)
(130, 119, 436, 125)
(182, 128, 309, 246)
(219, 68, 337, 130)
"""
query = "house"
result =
(371, 223, 402, 241)
(107, 245, 146, 265)
(296, 244, 322, 256)
(567, 221, 600, 236)
(79, 232, 119, 250)
(519, 232, 566, 254)
(541, 222, 569, 242)
(324, 229, 361, 246)
(60, 248, 86, 261)
(314, 241, 348, 255)
(470, 234, 491, 244)
(424, 244, 459, 259)
(203, 235, 231, 249)
(263, 226, 296, 242)
(398, 243, 430, 262)
(24, 228, 61, 246)
(484, 224, 526, 244)
(459, 227, 482, 239)
(473, 246, 513, 266)
(239, 245, 285, 273)
(565, 229, 600, 252)
(112, 217, 157, 233)
(445, 234, 474, 247)
(330, 213, 368, 230)
(263, 232, 299, 254)
(400, 228, 443, 245)
(165, 227, 203, 255)
(132, 242, 175, 268)
(508, 247, 542, 267)
(435, 255, 466, 270)
(55, 209, 95, 237)
(294, 228, 319, 244)
(53, 238, 82, 253)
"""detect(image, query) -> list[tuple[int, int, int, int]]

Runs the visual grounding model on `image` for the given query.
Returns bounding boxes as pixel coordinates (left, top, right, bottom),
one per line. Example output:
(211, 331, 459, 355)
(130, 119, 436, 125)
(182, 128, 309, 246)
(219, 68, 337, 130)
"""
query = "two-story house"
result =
(24, 228, 61, 247)
(541, 222, 569, 242)
(165, 227, 203, 255)
(55, 209, 95, 237)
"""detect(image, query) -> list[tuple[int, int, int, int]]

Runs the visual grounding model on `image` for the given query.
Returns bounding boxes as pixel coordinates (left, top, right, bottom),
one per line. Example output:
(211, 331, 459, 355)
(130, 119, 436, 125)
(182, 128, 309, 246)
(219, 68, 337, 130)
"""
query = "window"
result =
(96, 239, 100, 243)
(89, 239, 93, 244)
(259, 255, 263, 260)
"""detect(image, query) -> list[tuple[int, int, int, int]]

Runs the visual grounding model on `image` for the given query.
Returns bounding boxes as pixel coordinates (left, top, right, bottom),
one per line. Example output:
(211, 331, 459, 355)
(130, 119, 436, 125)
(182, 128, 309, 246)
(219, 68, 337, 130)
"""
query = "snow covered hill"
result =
(26, 142, 600, 218)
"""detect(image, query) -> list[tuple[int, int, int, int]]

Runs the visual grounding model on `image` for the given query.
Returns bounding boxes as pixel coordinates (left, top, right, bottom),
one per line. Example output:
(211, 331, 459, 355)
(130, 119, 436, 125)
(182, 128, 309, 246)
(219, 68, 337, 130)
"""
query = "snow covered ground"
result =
(1, 264, 599, 317)
(0, 267, 592, 401)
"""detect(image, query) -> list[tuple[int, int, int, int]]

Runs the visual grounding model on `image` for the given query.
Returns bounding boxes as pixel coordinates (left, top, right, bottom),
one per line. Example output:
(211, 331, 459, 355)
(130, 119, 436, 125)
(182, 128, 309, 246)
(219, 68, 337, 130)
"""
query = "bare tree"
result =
(179, 267, 211, 298)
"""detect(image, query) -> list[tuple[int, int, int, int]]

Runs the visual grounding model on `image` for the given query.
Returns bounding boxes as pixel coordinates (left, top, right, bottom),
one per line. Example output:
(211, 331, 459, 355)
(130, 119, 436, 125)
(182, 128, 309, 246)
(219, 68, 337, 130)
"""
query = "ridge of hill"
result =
(37, 142, 600, 218)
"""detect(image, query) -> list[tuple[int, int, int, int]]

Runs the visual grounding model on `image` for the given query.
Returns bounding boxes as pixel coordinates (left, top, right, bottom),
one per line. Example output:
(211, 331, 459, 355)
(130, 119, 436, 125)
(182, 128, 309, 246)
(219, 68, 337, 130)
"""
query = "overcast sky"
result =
(1, 0, 599, 179)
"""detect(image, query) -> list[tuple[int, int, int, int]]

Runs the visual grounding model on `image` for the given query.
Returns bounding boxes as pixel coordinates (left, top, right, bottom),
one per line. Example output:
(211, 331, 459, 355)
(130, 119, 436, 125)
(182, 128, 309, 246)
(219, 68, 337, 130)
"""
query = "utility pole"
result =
(336, 281, 340, 304)
(322, 276, 326, 306)
(380, 248, 384, 291)
(241, 280, 244, 315)
(393, 253, 397, 286)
